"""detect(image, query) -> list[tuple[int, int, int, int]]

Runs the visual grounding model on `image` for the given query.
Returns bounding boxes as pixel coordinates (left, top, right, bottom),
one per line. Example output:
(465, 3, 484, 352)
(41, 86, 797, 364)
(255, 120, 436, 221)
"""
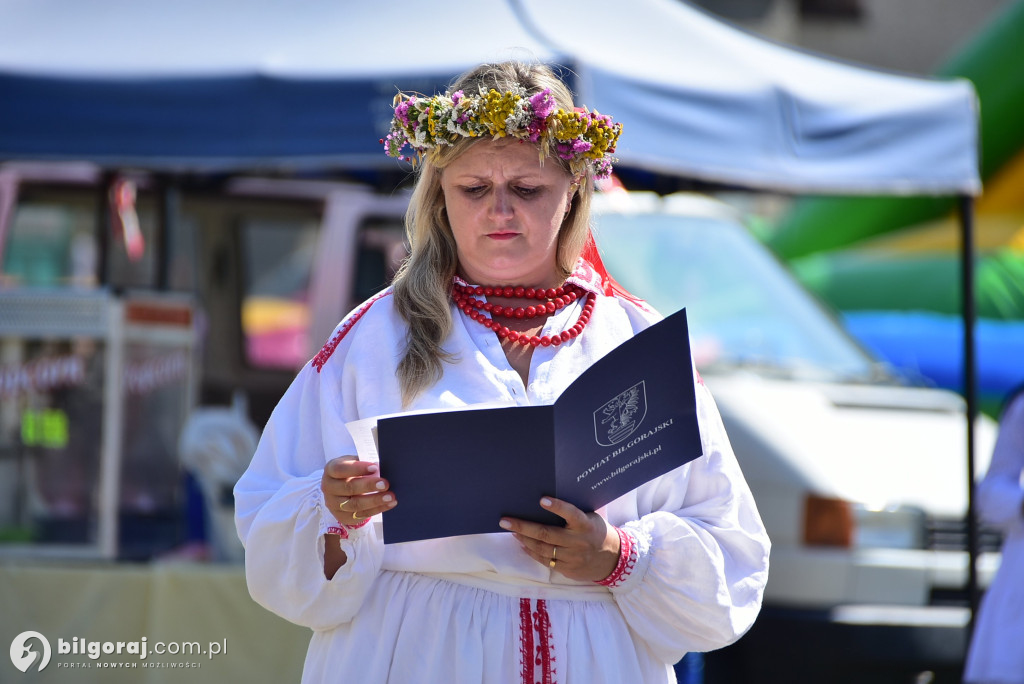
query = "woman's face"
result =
(441, 138, 574, 287)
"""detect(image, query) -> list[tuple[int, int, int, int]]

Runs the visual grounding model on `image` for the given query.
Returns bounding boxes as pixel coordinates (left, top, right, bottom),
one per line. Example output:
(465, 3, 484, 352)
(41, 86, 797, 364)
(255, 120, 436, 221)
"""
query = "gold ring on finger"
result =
(339, 497, 352, 512)
(351, 509, 365, 521)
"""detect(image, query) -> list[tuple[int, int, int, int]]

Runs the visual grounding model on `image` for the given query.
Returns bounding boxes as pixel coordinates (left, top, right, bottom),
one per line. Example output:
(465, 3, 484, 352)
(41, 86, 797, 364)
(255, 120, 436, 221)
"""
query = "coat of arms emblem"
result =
(594, 381, 647, 446)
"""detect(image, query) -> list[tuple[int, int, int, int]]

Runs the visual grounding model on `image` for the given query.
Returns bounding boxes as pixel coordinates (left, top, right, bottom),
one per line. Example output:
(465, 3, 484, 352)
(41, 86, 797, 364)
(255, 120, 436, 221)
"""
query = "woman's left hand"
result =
(499, 497, 620, 582)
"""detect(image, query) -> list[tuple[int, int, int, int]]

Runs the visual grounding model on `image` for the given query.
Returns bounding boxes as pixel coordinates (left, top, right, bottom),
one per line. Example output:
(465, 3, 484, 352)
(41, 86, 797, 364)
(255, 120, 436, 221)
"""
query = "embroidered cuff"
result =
(596, 526, 639, 588)
(325, 519, 371, 540)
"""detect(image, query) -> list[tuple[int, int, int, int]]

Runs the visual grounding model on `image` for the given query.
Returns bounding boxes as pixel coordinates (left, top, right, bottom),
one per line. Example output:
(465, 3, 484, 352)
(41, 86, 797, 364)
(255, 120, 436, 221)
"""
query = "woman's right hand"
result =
(321, 457, 396, 526)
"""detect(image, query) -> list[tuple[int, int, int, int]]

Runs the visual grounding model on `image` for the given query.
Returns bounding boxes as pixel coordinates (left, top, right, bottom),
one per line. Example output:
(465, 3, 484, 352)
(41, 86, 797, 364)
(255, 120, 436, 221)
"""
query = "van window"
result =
(1, 186, 175, 291)
(240, 215, 407, 371)
(595, 210, 877, 381)
(2, 195, 98, 288)
(351, 218, 407, 307)
(241, 217, 320, 370)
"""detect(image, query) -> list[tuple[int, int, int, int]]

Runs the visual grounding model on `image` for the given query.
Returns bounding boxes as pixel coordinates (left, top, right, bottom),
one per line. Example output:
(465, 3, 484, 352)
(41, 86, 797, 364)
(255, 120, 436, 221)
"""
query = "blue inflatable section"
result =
(842, 310, 1024, 403)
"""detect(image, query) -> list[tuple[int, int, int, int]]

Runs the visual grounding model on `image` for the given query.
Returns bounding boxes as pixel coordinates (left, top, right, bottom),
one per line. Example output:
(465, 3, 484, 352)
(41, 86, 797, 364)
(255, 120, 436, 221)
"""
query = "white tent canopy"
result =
(0, 0, 980, 195)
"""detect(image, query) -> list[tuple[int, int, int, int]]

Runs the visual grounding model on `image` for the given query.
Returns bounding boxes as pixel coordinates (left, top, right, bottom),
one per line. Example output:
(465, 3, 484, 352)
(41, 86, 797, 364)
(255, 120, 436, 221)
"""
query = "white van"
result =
(591, 190, 1000, 682)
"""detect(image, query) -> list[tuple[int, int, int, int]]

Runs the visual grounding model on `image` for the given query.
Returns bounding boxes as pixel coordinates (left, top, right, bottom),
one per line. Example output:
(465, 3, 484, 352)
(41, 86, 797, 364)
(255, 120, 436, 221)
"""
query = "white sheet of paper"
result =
(344, 401, 513, 463)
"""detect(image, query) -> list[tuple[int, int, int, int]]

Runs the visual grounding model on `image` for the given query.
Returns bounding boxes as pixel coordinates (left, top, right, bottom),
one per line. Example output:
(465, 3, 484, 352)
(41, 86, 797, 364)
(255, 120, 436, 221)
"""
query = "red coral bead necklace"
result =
(452, 281, 594, 348)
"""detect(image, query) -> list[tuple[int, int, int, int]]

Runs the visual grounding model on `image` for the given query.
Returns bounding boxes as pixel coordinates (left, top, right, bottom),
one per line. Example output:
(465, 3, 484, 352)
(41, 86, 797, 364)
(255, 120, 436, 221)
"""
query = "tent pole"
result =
(958, 195, 979, 634)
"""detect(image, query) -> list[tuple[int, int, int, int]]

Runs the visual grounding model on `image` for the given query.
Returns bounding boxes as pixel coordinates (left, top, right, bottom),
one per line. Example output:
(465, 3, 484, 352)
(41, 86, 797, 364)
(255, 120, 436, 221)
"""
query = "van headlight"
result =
(803, 494, 927, 550)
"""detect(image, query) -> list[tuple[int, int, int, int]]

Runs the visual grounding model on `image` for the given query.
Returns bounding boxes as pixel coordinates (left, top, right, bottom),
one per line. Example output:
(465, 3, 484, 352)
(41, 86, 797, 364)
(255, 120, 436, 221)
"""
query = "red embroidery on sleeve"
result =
(311, 290, 392, 373)
(596, 527, 636, 588)
(326, 525, 349, 539)
(325, 515, 371, 538)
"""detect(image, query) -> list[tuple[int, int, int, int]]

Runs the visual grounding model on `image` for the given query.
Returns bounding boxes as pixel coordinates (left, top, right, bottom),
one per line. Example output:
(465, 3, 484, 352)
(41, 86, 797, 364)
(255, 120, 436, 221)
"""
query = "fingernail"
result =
(499, 519, 512, 530)
(540, 497, 553, 507)
(367, 464, 379, 474)
(388, 500, 397, 508)
(376, 481, 387, 490)
(382, 494, 393, 503)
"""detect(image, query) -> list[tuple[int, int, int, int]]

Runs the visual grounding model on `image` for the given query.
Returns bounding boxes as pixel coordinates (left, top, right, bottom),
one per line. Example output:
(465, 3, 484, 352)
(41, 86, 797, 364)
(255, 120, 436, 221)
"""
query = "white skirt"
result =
(301, 570, 677, 684)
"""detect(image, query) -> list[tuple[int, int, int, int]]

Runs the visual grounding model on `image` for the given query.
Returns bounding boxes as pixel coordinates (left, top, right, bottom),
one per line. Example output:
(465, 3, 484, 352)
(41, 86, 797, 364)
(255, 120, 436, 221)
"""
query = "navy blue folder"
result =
(376, 307, 703, 543)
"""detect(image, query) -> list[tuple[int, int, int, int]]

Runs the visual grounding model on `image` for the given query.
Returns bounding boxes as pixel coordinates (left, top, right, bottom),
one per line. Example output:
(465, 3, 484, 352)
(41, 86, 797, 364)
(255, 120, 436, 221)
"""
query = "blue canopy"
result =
(0, 0, 980, 195)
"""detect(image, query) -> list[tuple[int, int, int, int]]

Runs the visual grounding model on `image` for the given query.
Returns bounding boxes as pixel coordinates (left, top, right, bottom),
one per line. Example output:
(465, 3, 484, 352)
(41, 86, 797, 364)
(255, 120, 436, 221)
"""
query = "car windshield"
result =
(593, 206, 884, 382)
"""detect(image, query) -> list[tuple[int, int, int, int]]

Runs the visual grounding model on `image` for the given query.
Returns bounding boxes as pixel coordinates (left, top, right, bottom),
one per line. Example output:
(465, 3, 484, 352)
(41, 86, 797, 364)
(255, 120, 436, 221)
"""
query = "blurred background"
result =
(1, 0, 1022, 682)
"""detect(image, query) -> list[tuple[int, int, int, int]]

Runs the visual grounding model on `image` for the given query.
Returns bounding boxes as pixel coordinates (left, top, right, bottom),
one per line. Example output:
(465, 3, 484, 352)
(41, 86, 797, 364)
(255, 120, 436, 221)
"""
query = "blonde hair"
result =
(392, 61, 594, 405)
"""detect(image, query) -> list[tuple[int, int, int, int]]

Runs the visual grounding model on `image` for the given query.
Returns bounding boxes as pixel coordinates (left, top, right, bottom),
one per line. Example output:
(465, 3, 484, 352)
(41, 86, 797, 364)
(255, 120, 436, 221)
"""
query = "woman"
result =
(235, 61, 770, 683)
(964, 386, 1024, 684)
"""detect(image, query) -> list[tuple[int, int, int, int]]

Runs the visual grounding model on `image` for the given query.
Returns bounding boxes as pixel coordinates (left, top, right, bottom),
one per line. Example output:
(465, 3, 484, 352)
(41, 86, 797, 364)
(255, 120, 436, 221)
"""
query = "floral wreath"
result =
(382, 86, 623, 181)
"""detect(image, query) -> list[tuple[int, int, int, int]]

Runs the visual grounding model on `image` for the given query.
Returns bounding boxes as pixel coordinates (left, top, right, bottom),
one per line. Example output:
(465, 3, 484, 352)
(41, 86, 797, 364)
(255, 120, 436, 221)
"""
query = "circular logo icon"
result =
(10, 631, 51, 673)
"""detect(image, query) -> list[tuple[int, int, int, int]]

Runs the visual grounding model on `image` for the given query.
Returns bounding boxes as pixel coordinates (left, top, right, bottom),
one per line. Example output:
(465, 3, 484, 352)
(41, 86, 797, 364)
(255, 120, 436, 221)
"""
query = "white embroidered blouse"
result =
(235, 263, 771, 684)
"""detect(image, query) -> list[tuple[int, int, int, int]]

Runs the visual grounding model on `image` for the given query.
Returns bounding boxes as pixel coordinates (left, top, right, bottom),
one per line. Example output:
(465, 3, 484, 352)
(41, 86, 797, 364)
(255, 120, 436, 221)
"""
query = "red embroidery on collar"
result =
(567, 258, 603, 295)
(311, 290, 392, 373)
